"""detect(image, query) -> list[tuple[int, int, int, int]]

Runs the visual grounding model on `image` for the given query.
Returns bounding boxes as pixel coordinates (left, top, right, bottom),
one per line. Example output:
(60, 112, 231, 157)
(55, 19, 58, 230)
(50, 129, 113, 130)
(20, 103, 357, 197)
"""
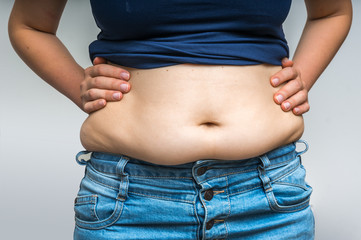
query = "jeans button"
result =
(197, 166, 208, 176)
(204, 189, 214, 201)
(206, 219, 215, 230)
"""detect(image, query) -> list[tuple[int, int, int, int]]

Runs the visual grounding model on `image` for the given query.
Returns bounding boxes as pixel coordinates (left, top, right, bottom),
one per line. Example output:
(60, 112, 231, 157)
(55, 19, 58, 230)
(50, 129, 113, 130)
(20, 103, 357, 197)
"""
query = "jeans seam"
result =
(223, 176, 230, 239)
(266, 191, 311, 213)
(223, 220, 229, 240)
(75, 199, 124, 229)
(128, 191, 195, 204)
(74, 195, 100, 221)
(197, 168, 257, 184)
(274, 181, 310, 191)
(87, 173, 119, 191)
(198, 156, 297, 184)
(131, 175, 193, 179)
(88, 172, 194, 179)
(89, 163, 195, 179)
(228, 185, 262, 196)
(225, 176, 231, 219)
(270, 160, 300, 183)
(93, 196, 100, 221)
(264, 157, 295, 170)
(191, 180, 202, 240)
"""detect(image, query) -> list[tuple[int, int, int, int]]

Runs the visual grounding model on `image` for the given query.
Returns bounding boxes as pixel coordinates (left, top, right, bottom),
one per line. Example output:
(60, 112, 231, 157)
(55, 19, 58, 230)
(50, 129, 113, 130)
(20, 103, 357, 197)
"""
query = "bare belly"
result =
(80, 64, 304, 165)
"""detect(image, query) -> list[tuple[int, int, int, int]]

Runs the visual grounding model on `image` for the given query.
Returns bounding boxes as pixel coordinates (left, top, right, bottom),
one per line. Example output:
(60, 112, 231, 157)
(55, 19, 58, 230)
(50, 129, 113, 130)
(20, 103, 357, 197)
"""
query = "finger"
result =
(93, 57, 107, 65)
(281, 58, 294, 68)
(293, 102, 310, 115)
(89, 76, 130, 93)
(88, 64, 130, 81)
(83, 99, 106, 114)
(270, 67, 298, 87)
(83, 88, 124, 102)
(274, 79, 304, 105)
(279, 90, 308, 112)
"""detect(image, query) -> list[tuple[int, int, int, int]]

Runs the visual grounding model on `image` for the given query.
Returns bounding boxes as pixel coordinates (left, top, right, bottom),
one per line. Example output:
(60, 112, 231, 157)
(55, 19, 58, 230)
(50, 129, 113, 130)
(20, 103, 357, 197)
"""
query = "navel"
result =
(199, 121, 221, 128)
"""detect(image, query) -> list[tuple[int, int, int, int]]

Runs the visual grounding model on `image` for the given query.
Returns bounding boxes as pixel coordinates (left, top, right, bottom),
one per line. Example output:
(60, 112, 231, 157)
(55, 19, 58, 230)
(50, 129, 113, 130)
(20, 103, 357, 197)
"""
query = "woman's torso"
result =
(80, 64, 304, 165)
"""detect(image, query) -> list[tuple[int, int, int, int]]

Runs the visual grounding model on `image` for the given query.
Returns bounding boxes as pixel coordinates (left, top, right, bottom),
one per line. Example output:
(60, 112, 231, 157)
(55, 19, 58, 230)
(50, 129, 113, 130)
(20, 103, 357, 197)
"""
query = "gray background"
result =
(1, 1, 360, 239)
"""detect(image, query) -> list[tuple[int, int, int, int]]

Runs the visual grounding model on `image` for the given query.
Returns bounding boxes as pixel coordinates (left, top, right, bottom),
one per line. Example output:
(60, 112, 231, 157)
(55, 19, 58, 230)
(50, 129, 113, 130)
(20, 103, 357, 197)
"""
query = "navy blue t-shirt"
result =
(89, 0, 292, 69)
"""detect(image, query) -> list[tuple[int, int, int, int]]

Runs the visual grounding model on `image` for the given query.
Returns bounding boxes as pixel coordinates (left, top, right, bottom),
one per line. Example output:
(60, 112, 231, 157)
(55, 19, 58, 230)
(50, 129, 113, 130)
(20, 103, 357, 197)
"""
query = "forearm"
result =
(9, 23, 84, 109)
(292, 2, 352, 91)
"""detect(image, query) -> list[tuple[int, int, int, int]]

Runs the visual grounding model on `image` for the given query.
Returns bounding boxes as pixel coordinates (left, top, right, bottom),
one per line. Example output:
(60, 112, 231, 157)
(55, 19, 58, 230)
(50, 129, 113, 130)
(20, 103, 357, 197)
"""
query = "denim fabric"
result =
(74, 141, 314, 240)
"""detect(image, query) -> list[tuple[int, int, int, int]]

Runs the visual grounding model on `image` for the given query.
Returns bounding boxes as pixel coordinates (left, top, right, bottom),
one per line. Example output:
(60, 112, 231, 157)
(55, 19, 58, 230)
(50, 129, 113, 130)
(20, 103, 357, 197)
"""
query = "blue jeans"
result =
(74, 141, 314, 240)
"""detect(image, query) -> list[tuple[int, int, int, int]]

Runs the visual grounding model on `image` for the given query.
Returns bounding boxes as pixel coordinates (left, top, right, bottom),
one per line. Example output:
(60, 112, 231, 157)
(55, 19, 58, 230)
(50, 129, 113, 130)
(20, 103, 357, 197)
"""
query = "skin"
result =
(81, 57, 131, 113)
(8, 0, 352, 115)
(83, 57, 301, 114)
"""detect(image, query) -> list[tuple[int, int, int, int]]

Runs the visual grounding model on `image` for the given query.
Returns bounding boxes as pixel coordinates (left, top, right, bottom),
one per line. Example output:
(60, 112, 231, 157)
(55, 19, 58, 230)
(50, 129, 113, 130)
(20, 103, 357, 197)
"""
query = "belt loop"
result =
(258, 154, 272, 192)
(75, 151, 91, 165)
(116, 156, 130, 202)
(295, 140, 309, 156)
(259, 154, 271, 170)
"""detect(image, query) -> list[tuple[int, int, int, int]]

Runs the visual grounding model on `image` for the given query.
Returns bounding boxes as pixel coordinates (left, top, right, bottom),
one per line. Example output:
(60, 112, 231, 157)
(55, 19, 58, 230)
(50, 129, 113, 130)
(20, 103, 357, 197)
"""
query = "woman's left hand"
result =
(270, 58, 310, 116)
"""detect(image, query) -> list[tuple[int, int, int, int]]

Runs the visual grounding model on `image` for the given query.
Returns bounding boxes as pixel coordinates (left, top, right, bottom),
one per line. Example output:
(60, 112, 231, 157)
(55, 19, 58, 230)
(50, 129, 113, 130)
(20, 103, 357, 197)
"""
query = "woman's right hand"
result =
(81, 57, 131, 113)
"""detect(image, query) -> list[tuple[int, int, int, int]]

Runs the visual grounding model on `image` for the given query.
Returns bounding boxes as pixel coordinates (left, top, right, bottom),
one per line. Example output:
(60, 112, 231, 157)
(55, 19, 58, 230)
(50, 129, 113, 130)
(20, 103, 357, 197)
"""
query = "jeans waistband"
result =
(76, 140, 308, 179)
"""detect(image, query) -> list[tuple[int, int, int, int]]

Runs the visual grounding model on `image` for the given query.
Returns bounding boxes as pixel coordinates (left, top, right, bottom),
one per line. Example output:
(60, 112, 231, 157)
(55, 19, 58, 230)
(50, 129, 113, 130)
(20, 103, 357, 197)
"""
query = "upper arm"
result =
(304, 0, 352, 20)
(9, 0, 68, 34)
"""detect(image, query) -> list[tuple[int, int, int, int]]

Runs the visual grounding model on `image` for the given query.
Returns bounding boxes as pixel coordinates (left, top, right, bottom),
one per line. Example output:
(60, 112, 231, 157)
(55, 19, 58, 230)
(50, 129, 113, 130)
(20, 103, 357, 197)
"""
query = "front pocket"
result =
(265, 163, 313, 213)
(74, 195, 99, 222)
(74, 195, 124, 230)
(74, 168, 125, 230)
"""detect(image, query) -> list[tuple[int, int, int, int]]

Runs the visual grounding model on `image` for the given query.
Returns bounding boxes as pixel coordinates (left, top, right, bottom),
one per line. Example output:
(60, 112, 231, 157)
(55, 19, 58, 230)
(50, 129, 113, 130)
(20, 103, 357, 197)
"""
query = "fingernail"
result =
(283, 102, 291, 110)
(99, 99, 106, 106)
(294, 107, 300, 114)
(120, 84, 129, 92)
(113, 92, 121, 100)
(276, 94, 284, 103)
(272, 78, 279, 86)
(121, 72, 130, 80)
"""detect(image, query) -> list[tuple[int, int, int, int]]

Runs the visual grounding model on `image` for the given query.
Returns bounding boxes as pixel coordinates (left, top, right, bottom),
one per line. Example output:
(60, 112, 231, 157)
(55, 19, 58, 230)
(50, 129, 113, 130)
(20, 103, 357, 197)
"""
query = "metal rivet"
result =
(197, 166, 208, 176)
(204, 189, 214, 201)
(206, 219, 215, 230)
